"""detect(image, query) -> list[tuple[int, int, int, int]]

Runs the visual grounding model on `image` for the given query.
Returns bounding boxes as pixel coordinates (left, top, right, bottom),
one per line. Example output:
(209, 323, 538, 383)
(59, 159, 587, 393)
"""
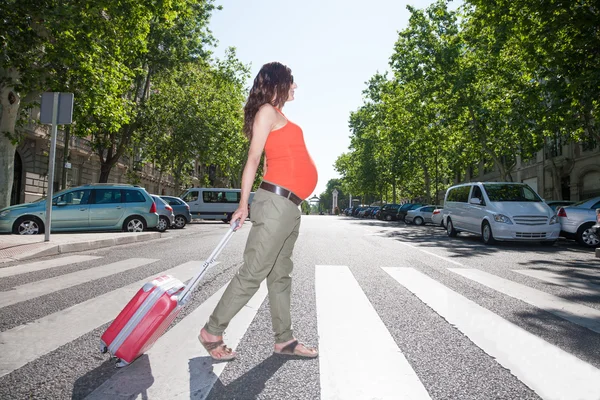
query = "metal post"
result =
(45, 92, 59, 242)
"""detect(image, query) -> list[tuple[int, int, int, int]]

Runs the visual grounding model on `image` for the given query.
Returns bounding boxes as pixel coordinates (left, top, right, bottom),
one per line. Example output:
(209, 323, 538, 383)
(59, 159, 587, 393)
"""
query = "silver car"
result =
(557, 196, 600, 247)
(151, 195, 175, 233)
(405, 205, 442, 225)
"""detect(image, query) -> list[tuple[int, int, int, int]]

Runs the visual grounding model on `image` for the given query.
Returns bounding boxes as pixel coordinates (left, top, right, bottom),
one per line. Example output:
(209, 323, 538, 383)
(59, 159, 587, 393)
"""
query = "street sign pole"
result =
(44, 92, 60, 242)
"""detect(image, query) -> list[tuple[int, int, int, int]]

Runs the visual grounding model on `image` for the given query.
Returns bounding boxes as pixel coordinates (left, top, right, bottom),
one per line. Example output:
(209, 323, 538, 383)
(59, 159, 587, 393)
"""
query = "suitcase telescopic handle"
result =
(178, 219, 240, 306)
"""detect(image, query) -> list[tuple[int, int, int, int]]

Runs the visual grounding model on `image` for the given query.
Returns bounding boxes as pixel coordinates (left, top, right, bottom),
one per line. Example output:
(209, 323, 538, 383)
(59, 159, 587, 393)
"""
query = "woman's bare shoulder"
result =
(256, 103, 278, 117)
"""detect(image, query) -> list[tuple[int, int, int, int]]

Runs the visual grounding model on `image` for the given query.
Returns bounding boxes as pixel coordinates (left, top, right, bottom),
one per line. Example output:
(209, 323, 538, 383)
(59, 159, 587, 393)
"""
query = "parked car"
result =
(0, 184, 159, 235)
(443, 182, 560, 245)
(397, 203, 424, 223)
(557, 196, 600, 247)
(365, 206, 380, 218)
(180, 187, 255, 223)
(405, 205, 442, 225)
(150, 195, 175, 232)
(546, 200, 575, 212)
(160, 195, 192, 229)
(431, 207, 445, 227)
(378, 204, 401, 221)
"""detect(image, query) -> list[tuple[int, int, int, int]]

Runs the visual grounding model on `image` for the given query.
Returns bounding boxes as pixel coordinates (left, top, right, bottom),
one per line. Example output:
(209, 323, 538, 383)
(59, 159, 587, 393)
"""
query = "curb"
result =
(0, 232, 162, 264)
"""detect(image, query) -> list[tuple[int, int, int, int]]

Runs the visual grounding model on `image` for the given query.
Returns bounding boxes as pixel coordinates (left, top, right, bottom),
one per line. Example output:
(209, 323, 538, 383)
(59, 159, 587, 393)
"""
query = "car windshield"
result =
(483, 184, 541, 202)
(32, 189, 71, 203)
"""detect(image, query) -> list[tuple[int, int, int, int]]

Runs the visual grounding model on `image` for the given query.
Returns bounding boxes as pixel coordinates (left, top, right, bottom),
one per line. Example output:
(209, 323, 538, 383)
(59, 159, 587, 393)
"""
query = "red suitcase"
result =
(100, 222, 237, 367)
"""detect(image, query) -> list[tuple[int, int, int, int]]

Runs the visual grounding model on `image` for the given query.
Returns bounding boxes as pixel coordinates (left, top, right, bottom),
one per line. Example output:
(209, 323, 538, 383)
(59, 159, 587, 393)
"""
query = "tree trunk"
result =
(423, 164, 431, 204)
(548, 161, 562, 200)
(0, 70, 21, 209)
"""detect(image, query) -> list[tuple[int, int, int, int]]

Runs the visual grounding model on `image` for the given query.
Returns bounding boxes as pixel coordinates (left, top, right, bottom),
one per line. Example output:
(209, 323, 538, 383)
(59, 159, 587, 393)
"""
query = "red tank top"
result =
(263, 108, 318, 200)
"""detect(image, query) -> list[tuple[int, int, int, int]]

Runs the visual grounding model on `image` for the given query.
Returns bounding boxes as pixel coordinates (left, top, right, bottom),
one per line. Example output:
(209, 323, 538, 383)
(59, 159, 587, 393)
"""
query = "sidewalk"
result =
(0, 231, 166, 264)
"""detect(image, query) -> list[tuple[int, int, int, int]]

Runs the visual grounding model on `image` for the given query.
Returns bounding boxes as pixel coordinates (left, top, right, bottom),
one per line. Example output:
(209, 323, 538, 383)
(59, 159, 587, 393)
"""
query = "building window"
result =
(545, 133, 563, 158)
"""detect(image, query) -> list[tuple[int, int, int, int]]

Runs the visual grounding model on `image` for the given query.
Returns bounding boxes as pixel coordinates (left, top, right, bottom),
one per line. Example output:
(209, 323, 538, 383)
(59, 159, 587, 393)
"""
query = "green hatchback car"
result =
(0, 184, 159, 235)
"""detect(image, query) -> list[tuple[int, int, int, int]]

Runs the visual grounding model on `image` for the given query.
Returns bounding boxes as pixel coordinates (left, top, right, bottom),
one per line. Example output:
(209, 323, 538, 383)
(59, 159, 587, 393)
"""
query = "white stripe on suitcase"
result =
(0, 260, 217, 378)
(86, 281, 268, 400)
(514, 269, 600, 296)
(0, 258, 157, 308)
(384, 267, 600, 400)
(317, 265, 431, 400)
(0, 255, 101, 278)
(449, 268, 600, 334)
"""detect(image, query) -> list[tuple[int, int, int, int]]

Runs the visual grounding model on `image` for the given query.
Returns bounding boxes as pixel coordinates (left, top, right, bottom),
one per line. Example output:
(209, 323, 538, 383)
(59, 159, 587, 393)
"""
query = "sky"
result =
(208, 0, 458, 198)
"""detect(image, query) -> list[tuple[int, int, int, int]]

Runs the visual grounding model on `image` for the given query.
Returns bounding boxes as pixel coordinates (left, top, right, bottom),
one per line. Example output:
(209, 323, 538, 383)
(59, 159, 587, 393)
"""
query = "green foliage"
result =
(335, 0, 598, 202)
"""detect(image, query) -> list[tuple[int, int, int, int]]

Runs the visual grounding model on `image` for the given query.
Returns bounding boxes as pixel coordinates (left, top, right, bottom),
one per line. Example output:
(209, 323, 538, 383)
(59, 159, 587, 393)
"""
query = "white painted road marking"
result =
(0, 260, 217, 378)
(395, 241, 464, 266)
(449, 268, 600, 334)
(86, 282, 268, 400)
(384, 267, 600, 400)
(316, 265, 431, 400)
(514, 269, 600, 296)
(0, 255, 101, 278)
(0, 258, 157, 308)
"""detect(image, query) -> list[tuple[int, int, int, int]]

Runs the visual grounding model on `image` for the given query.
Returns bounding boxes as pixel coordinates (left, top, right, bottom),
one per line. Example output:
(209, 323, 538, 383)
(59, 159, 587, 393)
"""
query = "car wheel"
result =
(156, 216, 169, 232)
(123, 216, 146, 233)
(173, 215, 187, 229)
(403, 215, 411, 224)
(576, 222, 600, 248)
(13, 216, 44, 235)
(447, 218, 457, 237)
(414, 217, 424, 226)
(385, 214, 392, 221)
(482, 221, 495, 245)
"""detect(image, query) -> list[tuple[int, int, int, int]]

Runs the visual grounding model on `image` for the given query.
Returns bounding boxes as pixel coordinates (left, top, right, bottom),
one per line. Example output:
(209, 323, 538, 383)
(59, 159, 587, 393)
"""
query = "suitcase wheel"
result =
(99, 341, 108, 354)
(115, 359, 129, 368)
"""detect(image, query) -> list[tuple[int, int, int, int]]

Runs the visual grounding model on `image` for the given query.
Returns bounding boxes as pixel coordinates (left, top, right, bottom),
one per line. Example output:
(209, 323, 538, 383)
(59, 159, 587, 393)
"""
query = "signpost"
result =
(40, 92, 74, 242)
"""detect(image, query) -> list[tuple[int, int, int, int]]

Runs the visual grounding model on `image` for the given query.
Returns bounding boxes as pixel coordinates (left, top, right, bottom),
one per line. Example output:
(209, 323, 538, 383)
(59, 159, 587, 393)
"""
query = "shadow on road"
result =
(345, 217, 597, 260)
(72, 354, 154, 400)
(206, 355, 288, 400)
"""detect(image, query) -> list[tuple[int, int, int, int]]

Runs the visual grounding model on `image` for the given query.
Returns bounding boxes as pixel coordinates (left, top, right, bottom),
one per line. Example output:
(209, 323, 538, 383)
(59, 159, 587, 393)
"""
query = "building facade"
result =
(10, 123, 181, 206)
(462, 139, 600, 202)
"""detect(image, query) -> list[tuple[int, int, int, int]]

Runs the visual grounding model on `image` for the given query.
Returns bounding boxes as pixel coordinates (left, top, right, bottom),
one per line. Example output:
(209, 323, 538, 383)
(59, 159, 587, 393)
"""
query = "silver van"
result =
(180, 188, 255, 223)
(443, 182, 560, 245)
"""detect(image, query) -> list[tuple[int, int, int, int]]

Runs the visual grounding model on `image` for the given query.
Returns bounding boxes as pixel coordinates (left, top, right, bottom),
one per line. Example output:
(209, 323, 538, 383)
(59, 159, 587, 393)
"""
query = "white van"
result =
(443, 182, 560, 245)
(180, 188, 255, 223)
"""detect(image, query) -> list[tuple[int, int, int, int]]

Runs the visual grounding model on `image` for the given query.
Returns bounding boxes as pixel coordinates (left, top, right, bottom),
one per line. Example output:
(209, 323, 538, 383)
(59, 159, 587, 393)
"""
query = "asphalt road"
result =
(0, 216, 598, 400)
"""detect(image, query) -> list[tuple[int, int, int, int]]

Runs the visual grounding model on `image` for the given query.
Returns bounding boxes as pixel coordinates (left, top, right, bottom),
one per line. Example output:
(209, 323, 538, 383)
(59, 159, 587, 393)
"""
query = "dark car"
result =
(364, 206, 380, 218)
(378, 204, 401, 221)
(396, 203, 423, 223)
(160, 195, 193, 229)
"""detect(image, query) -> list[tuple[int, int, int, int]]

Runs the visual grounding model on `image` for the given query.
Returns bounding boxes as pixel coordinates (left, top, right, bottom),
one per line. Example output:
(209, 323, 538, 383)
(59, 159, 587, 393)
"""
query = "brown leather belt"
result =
(259, 182, 303, 206)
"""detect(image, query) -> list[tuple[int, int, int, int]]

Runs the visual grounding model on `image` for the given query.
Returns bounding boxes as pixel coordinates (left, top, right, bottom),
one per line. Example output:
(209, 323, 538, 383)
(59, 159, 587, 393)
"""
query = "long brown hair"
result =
(243, 62, 293, 139)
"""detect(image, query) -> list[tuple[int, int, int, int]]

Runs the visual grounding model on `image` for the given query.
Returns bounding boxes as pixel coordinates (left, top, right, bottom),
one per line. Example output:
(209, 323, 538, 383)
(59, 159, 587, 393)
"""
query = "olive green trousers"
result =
(205, 188, 301, 343)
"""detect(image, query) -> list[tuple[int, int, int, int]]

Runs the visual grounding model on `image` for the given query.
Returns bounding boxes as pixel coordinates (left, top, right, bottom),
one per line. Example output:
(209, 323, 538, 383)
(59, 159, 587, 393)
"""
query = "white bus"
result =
(180, 188, 255, 223)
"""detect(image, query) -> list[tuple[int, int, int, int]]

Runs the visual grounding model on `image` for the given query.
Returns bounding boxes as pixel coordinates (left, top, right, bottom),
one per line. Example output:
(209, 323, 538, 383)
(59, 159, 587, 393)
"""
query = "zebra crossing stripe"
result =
(384, 267, 600, 400)
(514, 269, 600, 296)
(0, 260, 215, 378)
(0, 258, 158, 308)
(86, 282, 268, 400)
(0, 255, 101, 278)
(449, 268, 600, 334)
(316, 265, 431, 400)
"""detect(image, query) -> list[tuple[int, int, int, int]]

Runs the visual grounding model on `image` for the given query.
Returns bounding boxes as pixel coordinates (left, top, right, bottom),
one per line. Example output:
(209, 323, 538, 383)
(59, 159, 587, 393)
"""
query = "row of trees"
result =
(0, 0, 249, 208)
(334, 0, 599, 206)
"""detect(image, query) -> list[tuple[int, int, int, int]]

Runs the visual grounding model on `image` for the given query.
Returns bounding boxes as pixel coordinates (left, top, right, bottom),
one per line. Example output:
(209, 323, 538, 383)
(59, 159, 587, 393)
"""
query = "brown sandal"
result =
(198, 335, 236, 361)
(274, 340, 318, 358)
